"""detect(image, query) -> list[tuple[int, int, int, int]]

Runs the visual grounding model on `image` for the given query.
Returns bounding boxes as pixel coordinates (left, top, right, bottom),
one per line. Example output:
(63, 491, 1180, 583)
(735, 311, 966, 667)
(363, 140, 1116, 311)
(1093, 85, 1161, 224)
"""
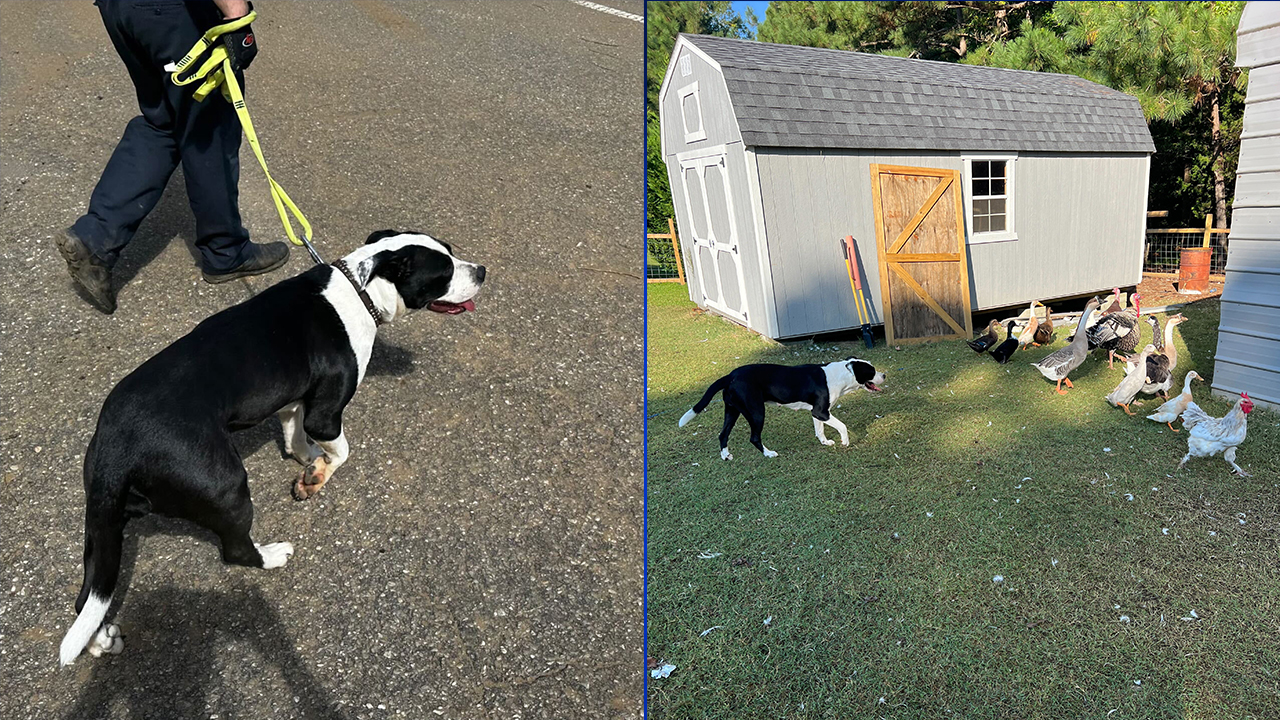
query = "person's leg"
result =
(172, 71, 254, 273)
(70, 0, 184, 268)
(171, 72, 290, 280)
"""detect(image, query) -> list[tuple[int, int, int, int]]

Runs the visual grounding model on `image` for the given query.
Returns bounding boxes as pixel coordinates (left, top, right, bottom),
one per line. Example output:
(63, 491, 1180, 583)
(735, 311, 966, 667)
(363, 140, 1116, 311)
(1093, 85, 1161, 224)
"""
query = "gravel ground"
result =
(0, 2, 643, 718)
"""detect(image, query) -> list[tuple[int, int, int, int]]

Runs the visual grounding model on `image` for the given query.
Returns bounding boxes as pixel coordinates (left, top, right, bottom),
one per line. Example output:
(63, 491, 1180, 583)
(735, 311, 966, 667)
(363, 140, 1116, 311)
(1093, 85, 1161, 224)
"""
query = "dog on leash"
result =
(59, 230, 485, 666)
(678, 358, 885, 459)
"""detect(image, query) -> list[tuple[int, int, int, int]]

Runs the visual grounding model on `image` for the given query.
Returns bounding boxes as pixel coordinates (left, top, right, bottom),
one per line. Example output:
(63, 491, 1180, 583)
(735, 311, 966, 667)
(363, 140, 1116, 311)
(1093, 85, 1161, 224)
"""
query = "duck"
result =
(1126, 314, 1187, 400)
(1105, 344, 1156, 415)
(1016, 301, 1041, 348)
(989, 320, 1019, 364)
(1085, 293, 1141, 369)
(1146, 371, 1203, 431)
(967, 319, 1001, 353)
(1032, 298, 1101, 395)
(1033, 305, 1054, 346)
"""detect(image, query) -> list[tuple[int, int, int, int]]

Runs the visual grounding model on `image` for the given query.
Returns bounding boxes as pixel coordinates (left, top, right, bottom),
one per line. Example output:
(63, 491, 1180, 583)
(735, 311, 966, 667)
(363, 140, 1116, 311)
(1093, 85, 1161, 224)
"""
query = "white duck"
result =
(1105, 344, 1156, 415)
(1145, 371, 1202, 431)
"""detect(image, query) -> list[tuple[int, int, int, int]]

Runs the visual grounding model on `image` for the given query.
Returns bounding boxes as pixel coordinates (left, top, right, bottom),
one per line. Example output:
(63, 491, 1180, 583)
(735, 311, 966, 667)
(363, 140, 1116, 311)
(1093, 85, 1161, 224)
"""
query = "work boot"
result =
(202, 241, 290, 284)
(55, 228, 116, 314)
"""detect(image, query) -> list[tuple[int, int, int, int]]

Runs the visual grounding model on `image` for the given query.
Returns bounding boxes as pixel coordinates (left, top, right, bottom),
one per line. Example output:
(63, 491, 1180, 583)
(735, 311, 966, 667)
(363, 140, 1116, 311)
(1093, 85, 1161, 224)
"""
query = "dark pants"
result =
(73, 0, 250, 273)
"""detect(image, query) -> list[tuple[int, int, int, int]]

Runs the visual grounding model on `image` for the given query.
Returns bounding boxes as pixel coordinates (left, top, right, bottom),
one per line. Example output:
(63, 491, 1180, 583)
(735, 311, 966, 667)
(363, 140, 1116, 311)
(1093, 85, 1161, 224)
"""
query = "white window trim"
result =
(962, 154, 1017, 244)
(677, 82, 707, 144)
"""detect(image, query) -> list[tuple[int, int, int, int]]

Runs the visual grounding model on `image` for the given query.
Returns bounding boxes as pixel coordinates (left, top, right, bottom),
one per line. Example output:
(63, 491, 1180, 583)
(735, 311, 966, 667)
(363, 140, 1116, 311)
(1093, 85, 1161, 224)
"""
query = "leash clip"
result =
(299, 235, 325, 265)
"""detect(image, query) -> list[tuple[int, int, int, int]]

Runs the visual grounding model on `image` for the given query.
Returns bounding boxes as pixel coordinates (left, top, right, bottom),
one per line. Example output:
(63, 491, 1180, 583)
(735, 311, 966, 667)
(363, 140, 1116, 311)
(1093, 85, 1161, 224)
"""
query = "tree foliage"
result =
(757, 1, 1054, 60)
(968, 1, 1246, 225)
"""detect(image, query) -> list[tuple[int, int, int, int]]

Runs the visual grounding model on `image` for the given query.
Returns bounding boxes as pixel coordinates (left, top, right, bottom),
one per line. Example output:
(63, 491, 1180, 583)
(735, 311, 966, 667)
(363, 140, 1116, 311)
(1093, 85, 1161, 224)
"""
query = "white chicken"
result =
(1176, 393, 1254, 477)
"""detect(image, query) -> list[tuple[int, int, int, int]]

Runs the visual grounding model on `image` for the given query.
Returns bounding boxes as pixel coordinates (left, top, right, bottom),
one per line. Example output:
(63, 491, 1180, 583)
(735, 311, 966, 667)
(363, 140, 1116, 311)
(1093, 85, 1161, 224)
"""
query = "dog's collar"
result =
(331, 260, 384, 326)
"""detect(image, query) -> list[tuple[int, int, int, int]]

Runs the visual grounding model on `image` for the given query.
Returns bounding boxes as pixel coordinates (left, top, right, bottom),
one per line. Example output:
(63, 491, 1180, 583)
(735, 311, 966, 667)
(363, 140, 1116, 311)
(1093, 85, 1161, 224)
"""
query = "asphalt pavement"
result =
(0, 1, 643, 718)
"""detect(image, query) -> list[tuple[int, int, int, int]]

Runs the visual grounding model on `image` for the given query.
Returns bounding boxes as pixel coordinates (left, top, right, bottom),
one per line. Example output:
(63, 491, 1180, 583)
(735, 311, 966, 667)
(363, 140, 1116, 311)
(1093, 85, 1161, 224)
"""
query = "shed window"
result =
(963, 155, 1017, 244)
(677, 82, 707, 144)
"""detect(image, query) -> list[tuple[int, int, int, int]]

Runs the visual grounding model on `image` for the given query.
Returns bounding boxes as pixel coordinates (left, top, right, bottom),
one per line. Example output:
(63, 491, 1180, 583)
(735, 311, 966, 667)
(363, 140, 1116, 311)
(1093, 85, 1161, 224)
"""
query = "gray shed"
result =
(1214, 1, 1280, 411)
(658, 34, 1154, 341)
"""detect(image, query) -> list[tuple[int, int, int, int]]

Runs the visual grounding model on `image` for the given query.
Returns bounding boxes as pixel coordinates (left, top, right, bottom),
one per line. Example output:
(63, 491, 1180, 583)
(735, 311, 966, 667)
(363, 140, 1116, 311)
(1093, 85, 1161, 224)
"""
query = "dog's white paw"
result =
(87, 624, 123, 657)
(720, 448, 733, 461)
(256, 541, 294, 569)
(762, 448, 779, 458)
(819, 438, 835, 446)
(840, 438, 849, 447)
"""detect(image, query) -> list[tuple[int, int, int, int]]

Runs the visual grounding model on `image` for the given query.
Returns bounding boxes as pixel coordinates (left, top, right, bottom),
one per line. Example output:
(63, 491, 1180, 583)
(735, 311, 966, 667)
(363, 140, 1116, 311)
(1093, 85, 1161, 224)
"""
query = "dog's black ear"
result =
(370, 246, 454, 309)
(366, 229, 400, 245)
(848, 359, 877, 385)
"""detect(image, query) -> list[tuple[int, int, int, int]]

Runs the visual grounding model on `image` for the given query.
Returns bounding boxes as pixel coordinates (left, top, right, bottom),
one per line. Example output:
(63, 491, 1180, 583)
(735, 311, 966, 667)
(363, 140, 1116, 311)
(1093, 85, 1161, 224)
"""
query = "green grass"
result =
(646, 284, 1280, 719)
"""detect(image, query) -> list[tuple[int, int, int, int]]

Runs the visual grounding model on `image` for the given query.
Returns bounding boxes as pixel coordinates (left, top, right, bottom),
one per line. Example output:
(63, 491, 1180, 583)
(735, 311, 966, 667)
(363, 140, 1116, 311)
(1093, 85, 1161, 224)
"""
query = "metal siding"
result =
(1233, 170, 1280, 209)
(1236, 2, 1280, 69)
(754, 150, 1147, 339)
(1214, 9, 1280, 410)
(661, 47, 742, 158)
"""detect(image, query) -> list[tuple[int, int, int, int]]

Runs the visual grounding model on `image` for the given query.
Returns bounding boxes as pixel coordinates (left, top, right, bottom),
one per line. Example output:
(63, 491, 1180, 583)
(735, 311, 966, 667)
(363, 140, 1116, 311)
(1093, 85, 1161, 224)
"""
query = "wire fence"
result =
(1142, 229, 1230, 276)
(647, 219, 685, 283)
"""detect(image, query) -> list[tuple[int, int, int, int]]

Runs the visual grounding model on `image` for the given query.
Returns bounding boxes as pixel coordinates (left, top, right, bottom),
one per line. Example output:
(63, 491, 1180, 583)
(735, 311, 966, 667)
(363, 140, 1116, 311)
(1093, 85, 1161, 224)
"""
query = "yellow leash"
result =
(165, 11, 323, 264)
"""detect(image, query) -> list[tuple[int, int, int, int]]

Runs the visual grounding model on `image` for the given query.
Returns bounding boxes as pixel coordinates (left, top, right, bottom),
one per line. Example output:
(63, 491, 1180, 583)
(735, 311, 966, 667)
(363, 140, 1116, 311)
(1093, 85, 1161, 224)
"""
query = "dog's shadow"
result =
(231, 337, 418, 460)
(64, 517, 352, 720)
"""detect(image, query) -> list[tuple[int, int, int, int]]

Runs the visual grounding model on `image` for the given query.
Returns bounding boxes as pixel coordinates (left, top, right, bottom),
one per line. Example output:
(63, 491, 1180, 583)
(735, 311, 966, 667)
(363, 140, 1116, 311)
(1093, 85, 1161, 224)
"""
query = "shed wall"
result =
(753, 149, 1147, 339)
(660, 43, 742, 158)
(1215, 53, 1280, 411)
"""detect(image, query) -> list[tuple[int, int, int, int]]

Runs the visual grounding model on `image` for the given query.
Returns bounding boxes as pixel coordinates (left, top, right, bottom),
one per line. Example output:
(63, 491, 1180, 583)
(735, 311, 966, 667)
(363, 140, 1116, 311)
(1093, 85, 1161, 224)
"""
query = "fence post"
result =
(1203, 213, 1212, 248)
(668, 217, 685, 285)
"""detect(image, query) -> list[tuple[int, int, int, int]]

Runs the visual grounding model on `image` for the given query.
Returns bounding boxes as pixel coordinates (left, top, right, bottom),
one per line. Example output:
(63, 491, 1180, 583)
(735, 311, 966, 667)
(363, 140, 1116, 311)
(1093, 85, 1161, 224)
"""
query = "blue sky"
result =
(731, 0, 768, 37)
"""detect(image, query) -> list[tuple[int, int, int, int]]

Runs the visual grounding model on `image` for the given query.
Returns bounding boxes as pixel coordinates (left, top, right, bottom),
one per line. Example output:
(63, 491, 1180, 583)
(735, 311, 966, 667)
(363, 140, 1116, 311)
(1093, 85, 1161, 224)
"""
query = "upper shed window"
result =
(677, 82, 707, 144)
(963, 155, 1017, 244)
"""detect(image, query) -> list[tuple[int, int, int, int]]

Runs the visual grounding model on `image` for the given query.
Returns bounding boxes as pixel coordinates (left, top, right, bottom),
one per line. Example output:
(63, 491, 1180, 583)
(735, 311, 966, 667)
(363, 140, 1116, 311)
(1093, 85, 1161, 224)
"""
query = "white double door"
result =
(677, 147, 747, 324)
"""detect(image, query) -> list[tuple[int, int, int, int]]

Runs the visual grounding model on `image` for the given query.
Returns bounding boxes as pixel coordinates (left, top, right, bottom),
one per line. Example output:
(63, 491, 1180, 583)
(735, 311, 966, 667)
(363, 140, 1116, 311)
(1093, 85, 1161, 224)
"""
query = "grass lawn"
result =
(646, 282, 1280, 719)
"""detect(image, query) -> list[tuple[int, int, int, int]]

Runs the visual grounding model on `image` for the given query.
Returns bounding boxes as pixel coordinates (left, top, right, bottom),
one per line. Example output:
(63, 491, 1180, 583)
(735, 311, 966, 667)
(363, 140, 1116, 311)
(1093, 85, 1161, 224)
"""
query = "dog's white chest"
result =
(321, 271, 377, 383)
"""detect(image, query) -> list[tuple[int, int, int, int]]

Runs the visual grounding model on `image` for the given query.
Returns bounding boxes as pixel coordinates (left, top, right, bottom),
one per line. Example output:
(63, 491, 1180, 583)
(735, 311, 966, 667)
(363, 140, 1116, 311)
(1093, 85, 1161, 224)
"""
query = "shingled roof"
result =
(681, 34, 1154, 154)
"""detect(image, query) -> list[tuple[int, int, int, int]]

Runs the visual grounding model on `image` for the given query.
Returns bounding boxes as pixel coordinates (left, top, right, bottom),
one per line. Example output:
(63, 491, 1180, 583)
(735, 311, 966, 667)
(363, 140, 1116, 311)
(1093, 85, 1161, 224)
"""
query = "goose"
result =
(1032, 298, 1101, 395)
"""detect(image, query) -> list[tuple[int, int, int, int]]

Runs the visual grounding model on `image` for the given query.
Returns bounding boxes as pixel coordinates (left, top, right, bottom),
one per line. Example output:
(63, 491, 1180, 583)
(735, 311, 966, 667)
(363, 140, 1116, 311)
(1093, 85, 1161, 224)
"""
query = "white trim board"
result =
(962, 153, 1018, 245)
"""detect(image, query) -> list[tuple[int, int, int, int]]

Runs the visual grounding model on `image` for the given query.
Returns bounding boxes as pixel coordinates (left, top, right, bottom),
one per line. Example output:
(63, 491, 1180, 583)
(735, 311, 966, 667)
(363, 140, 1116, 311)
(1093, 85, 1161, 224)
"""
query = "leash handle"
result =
(166, 10, 323, 265)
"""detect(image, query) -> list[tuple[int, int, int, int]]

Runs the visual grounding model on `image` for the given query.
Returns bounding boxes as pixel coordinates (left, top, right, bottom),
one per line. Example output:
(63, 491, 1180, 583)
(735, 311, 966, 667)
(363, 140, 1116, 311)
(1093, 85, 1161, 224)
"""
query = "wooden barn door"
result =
(869, 164, 974, 344)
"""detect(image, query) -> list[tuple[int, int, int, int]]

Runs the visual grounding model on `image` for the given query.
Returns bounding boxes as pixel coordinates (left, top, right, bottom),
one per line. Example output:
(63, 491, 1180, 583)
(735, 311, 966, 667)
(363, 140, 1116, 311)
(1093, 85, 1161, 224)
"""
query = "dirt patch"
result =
(1137, 273, 1223, 310)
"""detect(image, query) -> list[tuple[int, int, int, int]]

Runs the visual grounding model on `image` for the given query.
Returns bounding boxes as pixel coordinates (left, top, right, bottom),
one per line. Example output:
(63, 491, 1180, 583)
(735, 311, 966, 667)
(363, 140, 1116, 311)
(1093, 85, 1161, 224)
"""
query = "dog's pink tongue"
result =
(429, 299, 476, 314)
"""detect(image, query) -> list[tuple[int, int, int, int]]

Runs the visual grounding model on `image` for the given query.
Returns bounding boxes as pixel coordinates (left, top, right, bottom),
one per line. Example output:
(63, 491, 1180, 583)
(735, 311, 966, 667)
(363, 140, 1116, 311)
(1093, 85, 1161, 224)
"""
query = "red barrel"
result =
(1178, 247, 1212, 294)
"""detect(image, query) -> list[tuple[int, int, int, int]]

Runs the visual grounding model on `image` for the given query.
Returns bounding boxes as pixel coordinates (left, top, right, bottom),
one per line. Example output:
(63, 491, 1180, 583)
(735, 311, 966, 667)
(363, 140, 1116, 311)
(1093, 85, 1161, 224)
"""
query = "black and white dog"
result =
(59, 230, 485, 666)
(678, 358, 885, 460)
